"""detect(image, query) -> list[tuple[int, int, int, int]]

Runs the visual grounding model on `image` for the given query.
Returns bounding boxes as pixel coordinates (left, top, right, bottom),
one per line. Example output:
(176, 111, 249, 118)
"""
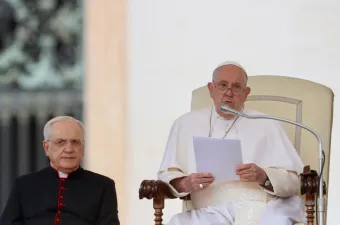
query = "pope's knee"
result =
(261, 215, 292, 225)
(168, 212, 185, 225)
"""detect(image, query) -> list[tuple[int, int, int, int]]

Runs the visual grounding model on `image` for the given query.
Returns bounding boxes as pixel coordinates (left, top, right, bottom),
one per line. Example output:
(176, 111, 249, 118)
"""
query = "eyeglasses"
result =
(47, 139, 84, 148)
(213, 81, 245, 94)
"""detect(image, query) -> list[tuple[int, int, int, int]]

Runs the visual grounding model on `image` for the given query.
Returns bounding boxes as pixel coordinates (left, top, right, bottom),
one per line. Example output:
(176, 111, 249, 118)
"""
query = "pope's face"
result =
(208, 65, 251, 118)
(43, 120, 84, 173)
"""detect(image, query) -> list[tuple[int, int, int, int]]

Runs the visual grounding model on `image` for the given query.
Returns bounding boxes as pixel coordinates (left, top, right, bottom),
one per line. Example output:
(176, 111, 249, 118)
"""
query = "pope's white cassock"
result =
(157, 105, 306, 225)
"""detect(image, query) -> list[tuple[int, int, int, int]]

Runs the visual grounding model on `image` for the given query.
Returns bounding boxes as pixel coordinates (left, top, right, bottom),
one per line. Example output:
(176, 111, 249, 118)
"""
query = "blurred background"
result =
(1, 1, 340, 225)
(0, 0, 83, 212)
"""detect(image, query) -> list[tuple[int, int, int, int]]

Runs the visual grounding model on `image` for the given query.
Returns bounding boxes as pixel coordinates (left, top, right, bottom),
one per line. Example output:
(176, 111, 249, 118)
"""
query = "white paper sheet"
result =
(193, 136, 243, 183)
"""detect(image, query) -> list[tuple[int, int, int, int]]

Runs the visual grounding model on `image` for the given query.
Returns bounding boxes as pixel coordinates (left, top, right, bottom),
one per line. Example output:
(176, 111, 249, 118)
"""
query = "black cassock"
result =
(0, 166, 120, 225)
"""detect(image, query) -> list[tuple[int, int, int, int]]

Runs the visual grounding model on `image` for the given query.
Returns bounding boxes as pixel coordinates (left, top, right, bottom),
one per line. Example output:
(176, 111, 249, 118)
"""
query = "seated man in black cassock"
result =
(0, 116, 120, 225)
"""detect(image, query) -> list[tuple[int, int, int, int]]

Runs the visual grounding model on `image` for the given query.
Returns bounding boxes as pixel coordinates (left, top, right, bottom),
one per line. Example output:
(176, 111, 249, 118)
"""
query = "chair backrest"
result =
(191, 75, 334, 189)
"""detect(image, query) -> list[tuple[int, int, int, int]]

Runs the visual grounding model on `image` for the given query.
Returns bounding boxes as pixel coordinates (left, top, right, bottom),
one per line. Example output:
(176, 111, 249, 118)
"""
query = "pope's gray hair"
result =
(212, 61, 248, 83)
(43, 116, 85, 140)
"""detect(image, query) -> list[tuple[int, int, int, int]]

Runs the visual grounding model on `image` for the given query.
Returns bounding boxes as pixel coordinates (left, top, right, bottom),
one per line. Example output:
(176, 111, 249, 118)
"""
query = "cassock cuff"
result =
(158, 171, 190, 198)
(259, 168, 277, 195)
(259, 167, 299, 197)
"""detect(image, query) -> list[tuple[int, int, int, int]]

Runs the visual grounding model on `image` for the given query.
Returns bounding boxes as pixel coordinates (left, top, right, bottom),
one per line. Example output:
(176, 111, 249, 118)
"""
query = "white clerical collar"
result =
(58, 171, 68, 178)
(212, 104, 235, 121)
(210, 104, 235, 133)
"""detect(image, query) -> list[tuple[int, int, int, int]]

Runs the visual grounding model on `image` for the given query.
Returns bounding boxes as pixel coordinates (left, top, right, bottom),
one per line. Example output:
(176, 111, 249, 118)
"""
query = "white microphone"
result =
(220, 104, 326, 225)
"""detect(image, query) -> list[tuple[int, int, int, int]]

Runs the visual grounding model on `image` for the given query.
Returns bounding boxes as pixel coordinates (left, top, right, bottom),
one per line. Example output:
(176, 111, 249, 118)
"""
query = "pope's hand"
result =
(236, 163, 267, 184)
(178, 172, 214, 192)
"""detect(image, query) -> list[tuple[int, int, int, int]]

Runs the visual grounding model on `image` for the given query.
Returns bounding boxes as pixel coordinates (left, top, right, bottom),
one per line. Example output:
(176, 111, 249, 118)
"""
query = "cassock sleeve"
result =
(157, 120, 190, 198)
(0, 179, 23, 225)
(158, 170, 189, 198)
(96, 179, 120, 225)
(260, 167, 300, 198)
(257, 120, 303, 198)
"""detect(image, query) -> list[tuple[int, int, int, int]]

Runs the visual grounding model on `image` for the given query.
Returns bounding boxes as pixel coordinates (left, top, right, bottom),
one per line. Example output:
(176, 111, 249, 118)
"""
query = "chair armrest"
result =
(139, 180, 179, 225)
(139, 179, 178, 200)
(300, 165, 327, 225)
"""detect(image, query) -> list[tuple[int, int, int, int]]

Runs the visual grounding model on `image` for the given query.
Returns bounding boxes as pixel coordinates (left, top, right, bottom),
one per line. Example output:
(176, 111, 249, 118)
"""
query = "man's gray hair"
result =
(43, 116, 85, 140)
(212, 61, 248, 82)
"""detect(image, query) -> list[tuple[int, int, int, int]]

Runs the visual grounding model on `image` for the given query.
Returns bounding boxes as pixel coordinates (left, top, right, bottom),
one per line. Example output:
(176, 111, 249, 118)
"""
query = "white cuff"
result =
(260, 167, 299, 197)
(158, 171, 190, 198)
